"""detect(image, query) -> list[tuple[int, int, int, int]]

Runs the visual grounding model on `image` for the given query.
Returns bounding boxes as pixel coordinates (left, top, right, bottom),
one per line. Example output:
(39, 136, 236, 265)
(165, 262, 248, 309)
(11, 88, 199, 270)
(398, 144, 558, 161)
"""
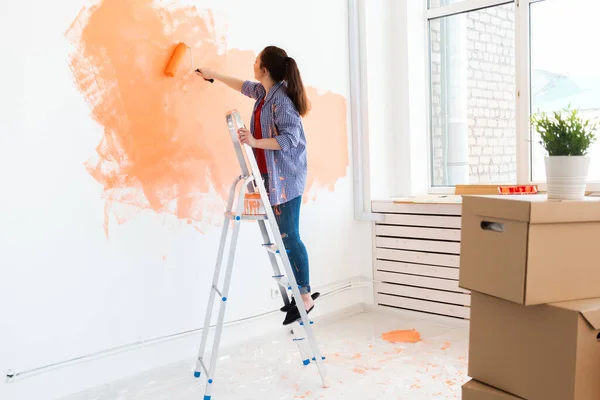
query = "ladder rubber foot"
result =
(194, 371, 201, 378)
(312, 356, 326, 361)
(302, 359, 310, 366)
(208, 379, 213, 384)
(204, 396, 211, 400)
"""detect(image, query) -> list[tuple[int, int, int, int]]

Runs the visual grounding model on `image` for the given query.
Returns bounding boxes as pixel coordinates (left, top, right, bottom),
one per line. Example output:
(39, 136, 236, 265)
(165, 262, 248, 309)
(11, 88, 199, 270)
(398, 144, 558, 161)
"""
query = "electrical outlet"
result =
(271, 288, 280, 299)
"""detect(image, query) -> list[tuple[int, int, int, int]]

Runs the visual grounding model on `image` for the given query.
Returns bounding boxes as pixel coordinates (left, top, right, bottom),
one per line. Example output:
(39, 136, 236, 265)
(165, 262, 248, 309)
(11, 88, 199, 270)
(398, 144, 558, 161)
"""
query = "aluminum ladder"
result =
(193, 109, 328, 399)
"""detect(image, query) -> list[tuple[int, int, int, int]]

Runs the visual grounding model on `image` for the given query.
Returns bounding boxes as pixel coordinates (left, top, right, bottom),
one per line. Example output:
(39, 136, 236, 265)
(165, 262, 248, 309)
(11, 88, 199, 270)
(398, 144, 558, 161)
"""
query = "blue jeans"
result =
(263, 175, 311, 294)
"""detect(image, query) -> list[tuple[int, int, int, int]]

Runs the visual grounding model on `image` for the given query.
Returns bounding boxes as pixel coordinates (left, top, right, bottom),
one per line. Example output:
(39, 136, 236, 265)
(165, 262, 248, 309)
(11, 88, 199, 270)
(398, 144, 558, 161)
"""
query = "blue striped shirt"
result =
(242, 80, 307, 206)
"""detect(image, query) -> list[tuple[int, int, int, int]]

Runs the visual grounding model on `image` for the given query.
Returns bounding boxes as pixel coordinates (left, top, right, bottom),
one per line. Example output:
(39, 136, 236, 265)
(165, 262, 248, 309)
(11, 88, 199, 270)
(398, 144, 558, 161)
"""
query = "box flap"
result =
(462, 195, 532, 222)
(463, 379, 524, 399)
(463, 194, 600, 224)
(529, 197, 600, 223)
(551, 298, 600, 330)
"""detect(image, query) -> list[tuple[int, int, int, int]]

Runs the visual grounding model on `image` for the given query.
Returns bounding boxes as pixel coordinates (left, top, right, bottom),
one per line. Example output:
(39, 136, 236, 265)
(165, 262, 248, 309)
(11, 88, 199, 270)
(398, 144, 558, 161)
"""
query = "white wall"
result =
(0, 1, 372, 399)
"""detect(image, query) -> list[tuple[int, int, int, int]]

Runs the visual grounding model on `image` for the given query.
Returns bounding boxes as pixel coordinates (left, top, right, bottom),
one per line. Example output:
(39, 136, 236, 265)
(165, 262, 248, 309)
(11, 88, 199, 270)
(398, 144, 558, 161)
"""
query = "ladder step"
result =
(262, 243, 289, 255)
(212, 285, 227, 302)
(272, 274, 292, 290)
(225, 212, 267, 221)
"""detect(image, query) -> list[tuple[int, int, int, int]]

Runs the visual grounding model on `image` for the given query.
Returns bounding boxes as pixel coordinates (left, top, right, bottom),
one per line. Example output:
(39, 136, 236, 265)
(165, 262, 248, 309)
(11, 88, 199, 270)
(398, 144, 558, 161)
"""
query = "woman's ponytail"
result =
(284, 57, 310, 117)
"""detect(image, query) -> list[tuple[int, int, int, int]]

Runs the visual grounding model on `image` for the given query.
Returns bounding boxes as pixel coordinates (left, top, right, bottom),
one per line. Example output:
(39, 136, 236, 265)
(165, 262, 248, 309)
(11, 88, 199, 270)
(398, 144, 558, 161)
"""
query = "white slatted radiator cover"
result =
(372, 198, 468, 319)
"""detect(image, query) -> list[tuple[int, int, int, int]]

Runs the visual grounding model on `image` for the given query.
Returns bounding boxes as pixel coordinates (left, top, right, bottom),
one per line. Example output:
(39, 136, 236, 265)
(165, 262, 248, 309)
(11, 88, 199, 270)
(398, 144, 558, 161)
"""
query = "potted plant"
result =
(531, 105, 598, 200)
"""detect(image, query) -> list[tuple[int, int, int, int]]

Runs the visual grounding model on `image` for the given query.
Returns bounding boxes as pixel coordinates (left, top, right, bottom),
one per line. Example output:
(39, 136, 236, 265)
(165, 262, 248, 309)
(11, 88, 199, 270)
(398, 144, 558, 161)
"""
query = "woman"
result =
(197, 46, 319, 325)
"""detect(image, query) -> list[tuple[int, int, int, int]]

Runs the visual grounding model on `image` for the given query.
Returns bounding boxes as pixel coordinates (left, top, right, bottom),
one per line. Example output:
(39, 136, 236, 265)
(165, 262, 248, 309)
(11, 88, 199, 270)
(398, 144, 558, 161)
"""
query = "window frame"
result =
(425, 0, 600, 193)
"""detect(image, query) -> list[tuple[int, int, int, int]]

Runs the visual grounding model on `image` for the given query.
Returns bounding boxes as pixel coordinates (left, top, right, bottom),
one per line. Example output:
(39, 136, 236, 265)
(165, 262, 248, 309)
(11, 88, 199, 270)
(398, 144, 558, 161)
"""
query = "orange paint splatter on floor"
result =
(351, 353, 361, 359)
(441, 342, 451, 350)
(353, 368, 366, 375)
(381, 329, 422, 344)
(65, 0, 349, 236)
(294, 391, 311, 399)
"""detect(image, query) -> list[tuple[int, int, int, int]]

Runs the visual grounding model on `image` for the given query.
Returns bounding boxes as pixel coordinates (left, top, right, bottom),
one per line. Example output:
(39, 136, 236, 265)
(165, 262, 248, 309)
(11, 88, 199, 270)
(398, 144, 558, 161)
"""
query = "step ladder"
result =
(193, 109, 328, 399)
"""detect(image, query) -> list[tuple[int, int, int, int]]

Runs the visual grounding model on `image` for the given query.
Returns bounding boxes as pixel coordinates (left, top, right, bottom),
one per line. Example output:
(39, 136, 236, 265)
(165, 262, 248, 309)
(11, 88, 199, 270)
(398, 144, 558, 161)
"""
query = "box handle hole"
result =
(481, 221, 504, 233)
(597, 333, 600, 341)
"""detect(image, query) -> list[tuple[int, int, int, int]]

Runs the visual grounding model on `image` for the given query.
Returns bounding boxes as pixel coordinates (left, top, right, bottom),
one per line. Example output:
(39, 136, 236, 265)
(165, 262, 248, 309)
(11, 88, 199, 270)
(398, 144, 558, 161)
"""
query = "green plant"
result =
(530, 105, 598, 156)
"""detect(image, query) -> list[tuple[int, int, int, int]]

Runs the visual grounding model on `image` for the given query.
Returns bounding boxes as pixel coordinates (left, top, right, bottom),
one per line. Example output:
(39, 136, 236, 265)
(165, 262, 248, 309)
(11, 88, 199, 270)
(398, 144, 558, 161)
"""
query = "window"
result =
(529, 0, 600, 182)
(427, 0, 600, 190)
(428, 2, 516, 186)
(428, 0, 470, 7)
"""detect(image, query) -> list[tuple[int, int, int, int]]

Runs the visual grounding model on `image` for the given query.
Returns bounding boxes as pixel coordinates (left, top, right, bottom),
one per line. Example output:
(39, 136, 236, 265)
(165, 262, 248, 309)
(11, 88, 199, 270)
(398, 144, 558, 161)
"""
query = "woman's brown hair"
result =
(260, 46, 310, 117)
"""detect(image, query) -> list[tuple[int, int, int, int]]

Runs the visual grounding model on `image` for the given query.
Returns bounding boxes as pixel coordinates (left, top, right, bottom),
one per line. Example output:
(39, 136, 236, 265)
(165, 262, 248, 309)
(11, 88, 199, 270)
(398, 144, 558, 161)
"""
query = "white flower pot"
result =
(544, 156, 590, 200)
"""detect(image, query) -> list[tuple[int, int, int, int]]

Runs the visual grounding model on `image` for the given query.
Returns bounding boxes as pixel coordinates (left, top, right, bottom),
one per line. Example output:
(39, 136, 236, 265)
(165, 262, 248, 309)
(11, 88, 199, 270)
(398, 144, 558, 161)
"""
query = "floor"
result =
(61, 309, 470, 400)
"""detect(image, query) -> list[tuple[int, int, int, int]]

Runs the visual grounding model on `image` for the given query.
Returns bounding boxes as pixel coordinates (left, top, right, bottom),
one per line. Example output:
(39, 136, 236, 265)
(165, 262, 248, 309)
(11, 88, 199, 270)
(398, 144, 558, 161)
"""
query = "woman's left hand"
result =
(238, 127, 257, 148)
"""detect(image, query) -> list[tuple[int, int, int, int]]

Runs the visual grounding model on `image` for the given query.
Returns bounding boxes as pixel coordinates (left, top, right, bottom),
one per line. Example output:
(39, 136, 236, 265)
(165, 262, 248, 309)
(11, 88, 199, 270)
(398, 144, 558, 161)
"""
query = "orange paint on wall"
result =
(65, 0, 348, 235)
(302, 88, 348, 202)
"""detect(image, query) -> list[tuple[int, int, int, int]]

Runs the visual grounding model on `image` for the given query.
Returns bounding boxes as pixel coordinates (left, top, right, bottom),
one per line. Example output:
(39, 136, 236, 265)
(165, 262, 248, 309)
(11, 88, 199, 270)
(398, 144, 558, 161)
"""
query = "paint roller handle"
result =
(195, 69, 214, 83)
(194, 68, 215, 83)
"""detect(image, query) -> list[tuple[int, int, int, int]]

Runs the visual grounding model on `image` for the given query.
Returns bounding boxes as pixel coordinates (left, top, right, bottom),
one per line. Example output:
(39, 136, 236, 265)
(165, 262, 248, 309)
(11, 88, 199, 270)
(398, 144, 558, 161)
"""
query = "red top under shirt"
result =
(253, 99, 268, 174)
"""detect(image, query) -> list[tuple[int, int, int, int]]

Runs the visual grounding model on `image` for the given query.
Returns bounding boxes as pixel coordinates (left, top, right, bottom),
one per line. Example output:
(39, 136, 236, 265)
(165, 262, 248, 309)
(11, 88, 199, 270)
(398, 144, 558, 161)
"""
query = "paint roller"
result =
(164, 42, 214, 82)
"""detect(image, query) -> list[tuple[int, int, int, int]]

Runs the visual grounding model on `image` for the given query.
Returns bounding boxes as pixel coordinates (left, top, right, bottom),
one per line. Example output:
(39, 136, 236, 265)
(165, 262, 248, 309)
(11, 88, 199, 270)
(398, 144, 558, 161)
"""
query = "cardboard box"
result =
(469, 291, 600, 400)
(460, 194, 600, 305)
(462, 379, 523, 400)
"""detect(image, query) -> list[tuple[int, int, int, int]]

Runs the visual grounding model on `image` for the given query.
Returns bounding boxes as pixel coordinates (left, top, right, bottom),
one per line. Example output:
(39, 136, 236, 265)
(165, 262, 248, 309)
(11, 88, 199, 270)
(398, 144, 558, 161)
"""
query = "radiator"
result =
(371, 198, 469, 319)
